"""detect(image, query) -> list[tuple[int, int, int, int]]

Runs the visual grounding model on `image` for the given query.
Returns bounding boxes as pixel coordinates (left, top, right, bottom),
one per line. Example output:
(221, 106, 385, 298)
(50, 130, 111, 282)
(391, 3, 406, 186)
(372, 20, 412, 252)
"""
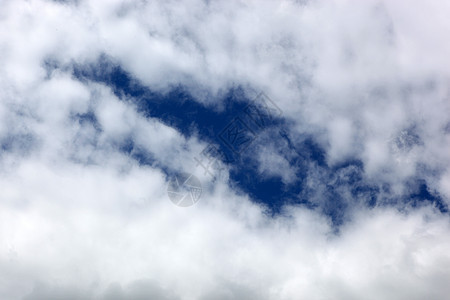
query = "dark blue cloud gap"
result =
(0, 133, 35, 156)
(72, 58, 319, 213)
(404, 179, 448, 213)
(70, 56, 448, 225)
(71, 111, 101, 130)
(119, 137, 158, 167)
(70, 111, 159, 166)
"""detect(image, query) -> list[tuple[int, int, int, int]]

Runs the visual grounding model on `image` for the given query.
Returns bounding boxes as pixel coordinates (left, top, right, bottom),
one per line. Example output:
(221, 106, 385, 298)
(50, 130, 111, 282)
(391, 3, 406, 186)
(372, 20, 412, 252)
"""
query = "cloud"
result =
(1, 0, 450, 299)
(2, 160, 450, 299)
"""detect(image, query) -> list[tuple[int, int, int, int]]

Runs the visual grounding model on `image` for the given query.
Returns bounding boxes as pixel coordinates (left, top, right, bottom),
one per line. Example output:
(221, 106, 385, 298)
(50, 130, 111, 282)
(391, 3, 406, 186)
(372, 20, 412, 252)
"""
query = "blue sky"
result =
(1, 0, 450, 299)
(72, 56, 447, 224)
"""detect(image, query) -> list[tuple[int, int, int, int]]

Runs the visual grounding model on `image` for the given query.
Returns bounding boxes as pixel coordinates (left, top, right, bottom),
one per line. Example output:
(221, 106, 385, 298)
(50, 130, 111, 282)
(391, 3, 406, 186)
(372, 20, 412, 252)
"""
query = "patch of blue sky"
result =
(70, 56, 448, 226)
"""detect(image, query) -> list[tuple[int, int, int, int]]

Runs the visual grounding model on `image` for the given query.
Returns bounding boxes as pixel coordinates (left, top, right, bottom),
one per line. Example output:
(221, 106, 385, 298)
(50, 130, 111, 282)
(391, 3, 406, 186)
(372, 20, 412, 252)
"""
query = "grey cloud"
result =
(1, 0, 450, 299)
(101, 280, 179, 300)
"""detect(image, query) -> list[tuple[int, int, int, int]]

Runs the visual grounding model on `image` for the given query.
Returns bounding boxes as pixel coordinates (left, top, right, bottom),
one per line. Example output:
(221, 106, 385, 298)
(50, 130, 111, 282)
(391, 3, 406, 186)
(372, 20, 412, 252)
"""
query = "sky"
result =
(1, 0, 450, 299)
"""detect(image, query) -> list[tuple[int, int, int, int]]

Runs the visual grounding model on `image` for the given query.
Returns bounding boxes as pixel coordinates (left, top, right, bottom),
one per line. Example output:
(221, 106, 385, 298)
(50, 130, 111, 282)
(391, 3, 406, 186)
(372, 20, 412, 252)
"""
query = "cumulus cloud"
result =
(1, 0, 450, 299)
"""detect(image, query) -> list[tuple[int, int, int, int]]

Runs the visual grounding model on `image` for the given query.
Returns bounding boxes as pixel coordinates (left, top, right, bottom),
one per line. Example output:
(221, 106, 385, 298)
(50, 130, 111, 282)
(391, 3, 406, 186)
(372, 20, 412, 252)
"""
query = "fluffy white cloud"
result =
(1, 159, 450, 299)
(1, 0, 450, 299)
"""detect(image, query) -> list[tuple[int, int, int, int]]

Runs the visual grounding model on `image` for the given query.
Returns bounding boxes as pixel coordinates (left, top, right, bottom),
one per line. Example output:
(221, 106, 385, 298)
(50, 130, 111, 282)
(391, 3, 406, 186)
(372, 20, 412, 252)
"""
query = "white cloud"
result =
(1, 0, 450, 299)
(1, 159, 450, 299)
